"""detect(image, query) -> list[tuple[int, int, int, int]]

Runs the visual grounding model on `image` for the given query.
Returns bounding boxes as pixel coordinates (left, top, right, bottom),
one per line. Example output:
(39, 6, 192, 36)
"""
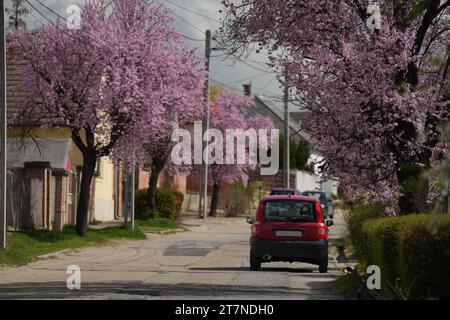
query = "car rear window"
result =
(262, 200, 317, 222)
(302, 192, 326, 202)
(270, 190, 294, 195)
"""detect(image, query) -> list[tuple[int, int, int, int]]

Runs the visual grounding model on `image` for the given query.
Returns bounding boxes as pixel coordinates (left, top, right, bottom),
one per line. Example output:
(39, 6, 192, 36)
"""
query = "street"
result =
(0, 211, 347, 300)
(0, 0, 448, 303)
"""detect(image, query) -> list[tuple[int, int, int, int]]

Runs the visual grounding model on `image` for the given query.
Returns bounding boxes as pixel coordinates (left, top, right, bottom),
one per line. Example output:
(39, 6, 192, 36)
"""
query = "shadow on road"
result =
(0, 281, 309, 299)
(188, 266, 314, 273)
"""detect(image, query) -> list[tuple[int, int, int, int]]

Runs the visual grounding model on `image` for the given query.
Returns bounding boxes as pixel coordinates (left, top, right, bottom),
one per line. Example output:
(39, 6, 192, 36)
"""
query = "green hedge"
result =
(397, 215, 450, 299)
(345, 202, 386, 259)
(135, 188, 184, 221)
(354, 213, 450, 299)
(360, 217, 403, 287)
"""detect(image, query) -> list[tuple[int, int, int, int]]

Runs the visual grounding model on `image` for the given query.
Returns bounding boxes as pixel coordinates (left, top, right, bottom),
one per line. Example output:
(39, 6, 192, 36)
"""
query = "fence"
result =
(6, 162, 76, 231)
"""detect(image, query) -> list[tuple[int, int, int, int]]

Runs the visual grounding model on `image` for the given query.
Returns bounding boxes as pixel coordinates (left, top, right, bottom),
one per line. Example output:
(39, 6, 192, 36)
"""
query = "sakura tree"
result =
(221, 0, 450, 214)
(205, 90, 274, 216)
(9, 0, 195, 235)
(115, 45, 206, 210)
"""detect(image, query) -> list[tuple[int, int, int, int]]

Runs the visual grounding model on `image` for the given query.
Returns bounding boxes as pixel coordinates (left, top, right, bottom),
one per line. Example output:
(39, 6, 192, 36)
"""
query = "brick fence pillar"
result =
(52, 168, 69, 232)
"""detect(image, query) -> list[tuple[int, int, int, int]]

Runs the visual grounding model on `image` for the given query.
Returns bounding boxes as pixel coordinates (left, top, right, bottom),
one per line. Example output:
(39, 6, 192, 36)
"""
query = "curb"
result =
(144, 228, 186, 235)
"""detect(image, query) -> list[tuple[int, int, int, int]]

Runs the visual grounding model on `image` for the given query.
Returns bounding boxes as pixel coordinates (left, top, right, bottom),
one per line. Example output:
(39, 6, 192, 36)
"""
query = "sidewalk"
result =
(180, 211, 248, 228)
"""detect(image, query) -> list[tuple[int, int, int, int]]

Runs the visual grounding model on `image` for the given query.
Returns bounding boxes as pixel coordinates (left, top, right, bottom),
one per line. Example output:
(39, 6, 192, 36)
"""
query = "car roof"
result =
(302, 190, 326, 195)
(261, 195, 319, 202)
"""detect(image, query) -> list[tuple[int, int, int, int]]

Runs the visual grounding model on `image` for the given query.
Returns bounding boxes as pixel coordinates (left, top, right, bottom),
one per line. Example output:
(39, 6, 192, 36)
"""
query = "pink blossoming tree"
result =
(9, 0, 202, 235)
(115, 46, 206, 210)
(222, 0, 450, 214)
(205, 90, 274, 216)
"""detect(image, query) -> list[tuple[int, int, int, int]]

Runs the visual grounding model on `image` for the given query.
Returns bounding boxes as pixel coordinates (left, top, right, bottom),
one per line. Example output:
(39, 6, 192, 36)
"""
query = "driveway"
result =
(0, 210, 349, 299)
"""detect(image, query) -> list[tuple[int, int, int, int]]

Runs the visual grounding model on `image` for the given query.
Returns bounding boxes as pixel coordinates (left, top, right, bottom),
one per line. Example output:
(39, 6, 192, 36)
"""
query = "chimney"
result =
(243, 83, 252, 97)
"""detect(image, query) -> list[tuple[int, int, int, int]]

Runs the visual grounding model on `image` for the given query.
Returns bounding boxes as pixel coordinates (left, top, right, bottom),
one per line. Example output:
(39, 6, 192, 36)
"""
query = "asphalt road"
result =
(0, 210, 349, 300)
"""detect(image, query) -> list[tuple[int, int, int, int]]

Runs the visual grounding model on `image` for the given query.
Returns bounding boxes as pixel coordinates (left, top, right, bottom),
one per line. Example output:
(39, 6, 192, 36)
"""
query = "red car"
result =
(246, 195, 333, 273)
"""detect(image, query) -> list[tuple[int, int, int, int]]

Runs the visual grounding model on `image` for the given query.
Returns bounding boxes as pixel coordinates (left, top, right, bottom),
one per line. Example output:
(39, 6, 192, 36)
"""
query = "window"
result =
(262, 200, 317, 222)
(303, 192, 326, 203)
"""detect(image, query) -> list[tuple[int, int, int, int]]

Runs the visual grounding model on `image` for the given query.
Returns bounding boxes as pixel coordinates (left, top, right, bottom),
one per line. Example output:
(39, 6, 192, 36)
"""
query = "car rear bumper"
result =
(250, 237, 328, 262)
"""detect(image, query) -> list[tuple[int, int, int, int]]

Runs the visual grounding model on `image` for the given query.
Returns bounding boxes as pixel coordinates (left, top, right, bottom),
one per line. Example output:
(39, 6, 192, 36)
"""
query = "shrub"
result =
(397, 215, 450, 299)
(155, 188, 178, 220)
(358, 213, 450, 299)
(135, 188, 184, 221)
(346, 202, 386, 259)
(360, 217, 403, 288)
(135, 189, 150, 220)
(139, 208, 160, 220)
(220, 183, 248, 217)
(171, 190, 185, 217)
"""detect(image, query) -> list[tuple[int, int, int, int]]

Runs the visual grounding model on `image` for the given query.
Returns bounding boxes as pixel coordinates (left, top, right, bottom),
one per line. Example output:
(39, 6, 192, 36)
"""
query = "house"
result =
(5, 50, 188, 231)
(247, 87, 339, 196)
(6, 55, 119, 229)
(184, 81, 338, 214)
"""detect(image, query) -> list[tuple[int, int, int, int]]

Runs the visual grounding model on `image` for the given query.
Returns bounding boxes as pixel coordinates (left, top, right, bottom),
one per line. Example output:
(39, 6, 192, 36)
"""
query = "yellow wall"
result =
(9, 126, 71, 139)
(94, 157, 115, 201)
(8, 126, 114, 201)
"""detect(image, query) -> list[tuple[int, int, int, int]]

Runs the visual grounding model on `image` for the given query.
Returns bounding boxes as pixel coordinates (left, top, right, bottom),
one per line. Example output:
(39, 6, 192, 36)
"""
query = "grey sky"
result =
(5, 0, 286, 108)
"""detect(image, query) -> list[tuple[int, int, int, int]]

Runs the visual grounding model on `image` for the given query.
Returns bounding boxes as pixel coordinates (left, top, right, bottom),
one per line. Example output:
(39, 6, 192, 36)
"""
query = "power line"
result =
(34, 0, 67, 22)
(25, 0, 56, 26)
(171, 11, 205, 35)
(24, 0, 99, 48)
(211, 78, 279, 97)
(158, 0, 275, 75)
(154, 0, 205, 36)
(165, 0, 220, 23)
(181, 34, 204, 42)
(257, 76, 277, 95)
(30, 0, 114, 25)
(24, 2, 45, 27)
(236, 56, 273, 73)
(224, 71, 272, 86)
(212, 54, 273, 73)
(213, 71, 277, 94)
(29, 11, 45, 26)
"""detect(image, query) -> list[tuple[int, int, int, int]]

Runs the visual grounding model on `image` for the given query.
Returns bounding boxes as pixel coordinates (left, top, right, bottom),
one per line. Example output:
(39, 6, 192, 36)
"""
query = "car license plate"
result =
(275, 230, 303, 237)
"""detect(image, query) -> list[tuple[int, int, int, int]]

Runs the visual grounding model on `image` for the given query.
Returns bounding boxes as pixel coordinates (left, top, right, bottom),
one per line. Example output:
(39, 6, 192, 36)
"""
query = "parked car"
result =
(270, 188, 301, 196)
(301, 191, 333, 219)
(246, 195, 333, 273)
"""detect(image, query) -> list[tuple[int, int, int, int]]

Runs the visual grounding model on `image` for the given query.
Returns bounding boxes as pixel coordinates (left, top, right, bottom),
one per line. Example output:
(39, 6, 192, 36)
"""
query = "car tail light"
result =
(315, 200, 323, 222)
(317, 223, 329, 240)
(251, 222, 263, 236)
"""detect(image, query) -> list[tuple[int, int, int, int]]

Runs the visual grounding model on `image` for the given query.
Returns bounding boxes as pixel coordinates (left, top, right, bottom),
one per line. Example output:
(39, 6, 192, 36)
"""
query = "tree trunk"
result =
(147, 159, 165, 210)
(75, 153, 96, 236)
(209, 182, 221, 217)
(397, 162, 429, 214)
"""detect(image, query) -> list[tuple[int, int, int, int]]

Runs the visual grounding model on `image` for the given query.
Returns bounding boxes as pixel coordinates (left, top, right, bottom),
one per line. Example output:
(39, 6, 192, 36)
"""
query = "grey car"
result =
(301, 191, 333, 219)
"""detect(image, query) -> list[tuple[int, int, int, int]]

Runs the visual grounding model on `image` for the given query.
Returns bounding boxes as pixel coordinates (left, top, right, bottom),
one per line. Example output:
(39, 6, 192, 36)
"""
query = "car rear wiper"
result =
(285, 216, 310, 222)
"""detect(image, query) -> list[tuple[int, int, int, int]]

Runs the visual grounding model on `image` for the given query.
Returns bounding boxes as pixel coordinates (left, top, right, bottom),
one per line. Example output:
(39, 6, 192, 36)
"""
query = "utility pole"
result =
(0, 0, 7, 249)
(130, 160, 135, 231)
(197, 31, 225, 219)
(283, 77, 290, 189)
(446, 163, 449, 214)
(122, 165, 128, 226)
(122, 162, 135, 230)
(198, 30, 211, 220)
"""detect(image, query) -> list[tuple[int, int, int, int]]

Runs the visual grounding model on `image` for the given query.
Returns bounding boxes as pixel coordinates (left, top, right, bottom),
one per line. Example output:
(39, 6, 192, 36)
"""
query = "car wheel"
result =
(318, 257, 328, 273)
(250, 253, 261, 271)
